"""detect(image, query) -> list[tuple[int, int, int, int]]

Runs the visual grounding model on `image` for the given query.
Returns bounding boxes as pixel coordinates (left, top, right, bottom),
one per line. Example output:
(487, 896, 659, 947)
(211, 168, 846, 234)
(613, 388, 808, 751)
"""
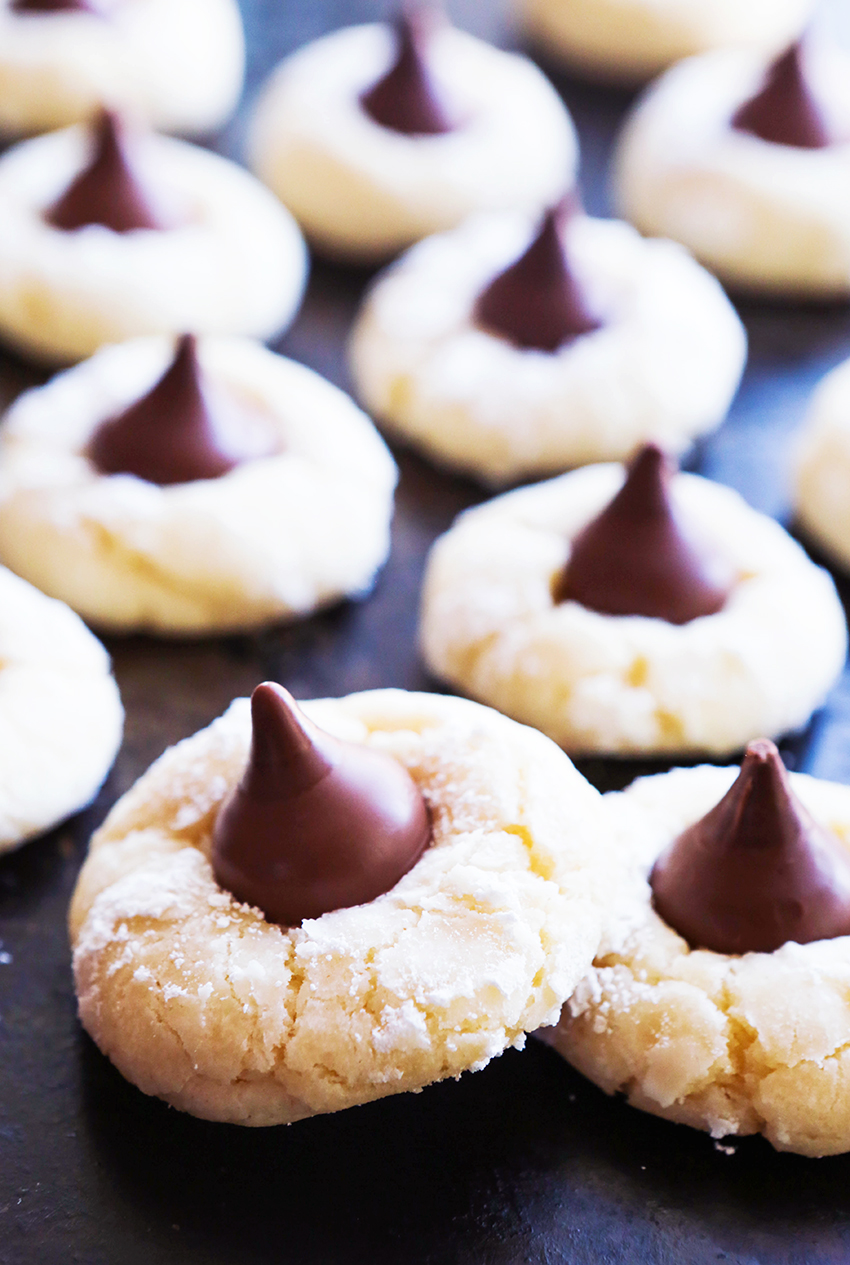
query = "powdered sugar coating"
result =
(0, 336, 397, 633)
(248, 22, 577, 263)
(350, 212, 746, 484)
(615, 45, 850, 296)
(420, 462, 846, 755)
(0, 0, 245, 135)
(543, 763, 850, 1156)
(516, 0, 815, 83)
(0, 564, 122, 852)
(0, 123, 307, 363)
(69, 689, 605, 1125)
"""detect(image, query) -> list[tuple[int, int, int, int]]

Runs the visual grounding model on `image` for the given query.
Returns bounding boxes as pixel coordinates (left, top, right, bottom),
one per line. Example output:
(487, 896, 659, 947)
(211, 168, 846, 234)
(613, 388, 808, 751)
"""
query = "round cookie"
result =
(795, 356, 850, 570)
(0, 115, 307, 363)
(542, 759, 850, 1156)
(69, 687, 605, 1126)
(419, 459, 846, 756)
(247, 17, 578, 263)
(516, 0, 816, 84)
(0, 0, 245, 136)
(614, 41, 850, 297)
(0, 335, 398, 634)
(0, 563, 122, 852)
(349, 210, 746, 484)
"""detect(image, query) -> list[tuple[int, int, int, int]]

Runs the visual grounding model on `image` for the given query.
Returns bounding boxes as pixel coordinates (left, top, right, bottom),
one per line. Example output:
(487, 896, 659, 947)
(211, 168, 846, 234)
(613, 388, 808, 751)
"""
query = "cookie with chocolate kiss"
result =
(732, 42, 831, 150)
(360, 5, 455, 136)
(553, 444, 734, 623)
(651, 739, 850, 954)
(474, 200, 602, 353)
(212, 683, 431, 927)
(46, 110, 176, 234)
(87, 334, 266, 486)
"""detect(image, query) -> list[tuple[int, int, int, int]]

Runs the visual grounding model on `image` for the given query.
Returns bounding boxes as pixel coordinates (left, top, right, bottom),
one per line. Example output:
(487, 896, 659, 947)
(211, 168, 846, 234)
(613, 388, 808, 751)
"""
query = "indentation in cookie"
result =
(46, 111, 178, 233)
(211, 683, 432, 926)
(732, 42, 831, 149)
(473, 201, 603, 352)
(360, 5, 456, 136)
(552, 444, 734, 622)
(87, 334, 272, 485)
(650, 739, 850, 954)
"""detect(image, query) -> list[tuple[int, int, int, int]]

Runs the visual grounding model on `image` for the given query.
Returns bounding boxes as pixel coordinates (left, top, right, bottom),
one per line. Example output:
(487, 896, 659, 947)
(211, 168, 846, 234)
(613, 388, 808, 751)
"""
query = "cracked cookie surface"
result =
(419, 462, 846, 755)
(69, 689, 605, 1125)
(541, 764, 850, 1156)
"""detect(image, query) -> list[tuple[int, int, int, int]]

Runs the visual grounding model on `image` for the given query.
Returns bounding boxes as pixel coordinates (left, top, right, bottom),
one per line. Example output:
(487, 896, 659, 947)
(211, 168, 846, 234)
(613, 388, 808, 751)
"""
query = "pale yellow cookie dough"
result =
(248, 21, 578, 263)
(0, 336, 397, 634)
(516, 0, 816, 84)
(69, 688, 605, 1126)
(0, 0, 245, 135)
(795, 356, 850, 570)
(0, 121, 307, 363)
(0, 564, 122, 852)
(349, 212, 746, 485)
(420, 462, 846, 756)
(615, 44, 850, 296)
(543, 763, 850, 1157)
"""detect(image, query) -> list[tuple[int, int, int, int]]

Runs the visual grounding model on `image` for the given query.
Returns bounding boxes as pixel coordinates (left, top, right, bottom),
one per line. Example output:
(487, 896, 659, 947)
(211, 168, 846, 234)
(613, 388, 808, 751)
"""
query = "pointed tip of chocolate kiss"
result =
(87, 333, 254, 486)
(211, 683, 432, 927)
(553, 444, 734, 624)
(650, 738, 850, 955)
(473, 203, 603, 353)
(360, 4, 456, 136)
(732, 41, 831, 150)
(46, 110, 172, 234)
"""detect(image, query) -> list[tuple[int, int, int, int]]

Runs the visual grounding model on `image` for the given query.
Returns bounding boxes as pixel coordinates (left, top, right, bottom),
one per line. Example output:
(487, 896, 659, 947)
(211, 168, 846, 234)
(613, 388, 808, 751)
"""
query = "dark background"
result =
(4, 2, 850, 1262)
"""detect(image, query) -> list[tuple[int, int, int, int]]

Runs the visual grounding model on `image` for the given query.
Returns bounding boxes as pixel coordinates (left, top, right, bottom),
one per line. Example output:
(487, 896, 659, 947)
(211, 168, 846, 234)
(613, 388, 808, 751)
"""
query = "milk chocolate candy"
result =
(651, 739, 850, 954)
(212, 684, 432, 927)
(12, 0, 100, 11)
(732, 42, 831, 150)
(46, 111, 173, 233)
(474, 202, 602, 353)
(360, 6, 455, 136)
(88, 334, 259, 485)
(553, 444, 734, 622)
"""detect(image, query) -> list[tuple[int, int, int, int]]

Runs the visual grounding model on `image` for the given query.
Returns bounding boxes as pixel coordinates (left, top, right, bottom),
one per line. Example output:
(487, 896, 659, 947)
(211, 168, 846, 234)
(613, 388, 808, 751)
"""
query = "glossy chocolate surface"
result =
(651, 739, 850, 954)
(553, 444, 734, 623)
(732, 42, 831, 149)
(474, 203, 602, 353)
(360, 7, 455, 136)
(211, 683, 431, 927)
(46, 111, 172, 234)
(87, 334, 261, 486)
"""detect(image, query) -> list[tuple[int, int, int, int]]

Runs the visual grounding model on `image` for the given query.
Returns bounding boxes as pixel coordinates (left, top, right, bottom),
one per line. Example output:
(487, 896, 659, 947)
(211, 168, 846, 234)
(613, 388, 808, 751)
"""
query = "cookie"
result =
(0, 0, 245, 135)
(516, 0, 816, 84)
(69, 686, 605, 1125)
(614, 39, 850, 296)
(0, 334, 397, 634)
(349, 206, 746, 484)
(419, 450, 846, 756)
(247, 11, 578, 263)
(795, 355, 850, 571)
(0, 111, 307, 363)
(543, 746, 850, 1156)
(0, 563, 122, 852)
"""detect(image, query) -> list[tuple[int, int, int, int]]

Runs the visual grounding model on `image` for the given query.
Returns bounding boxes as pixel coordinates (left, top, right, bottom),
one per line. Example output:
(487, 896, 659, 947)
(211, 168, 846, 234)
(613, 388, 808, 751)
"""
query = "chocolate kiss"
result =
(46, 111, 171, 234)
(553, 445, 733, 623)
(474, 204, 603, 353)
(360, 6, 455, 136)
(732, 42, 831, 149)
(211, 684, 431, 927)
(87, 334, 255, 486)
(651, 740, 850, 955)
(11, 0, 100, 11)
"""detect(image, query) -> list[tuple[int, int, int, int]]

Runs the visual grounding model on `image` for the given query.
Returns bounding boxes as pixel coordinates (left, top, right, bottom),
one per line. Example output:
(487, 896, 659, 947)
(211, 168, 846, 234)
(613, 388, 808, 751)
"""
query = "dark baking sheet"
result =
(4, 2, 850, 1262)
